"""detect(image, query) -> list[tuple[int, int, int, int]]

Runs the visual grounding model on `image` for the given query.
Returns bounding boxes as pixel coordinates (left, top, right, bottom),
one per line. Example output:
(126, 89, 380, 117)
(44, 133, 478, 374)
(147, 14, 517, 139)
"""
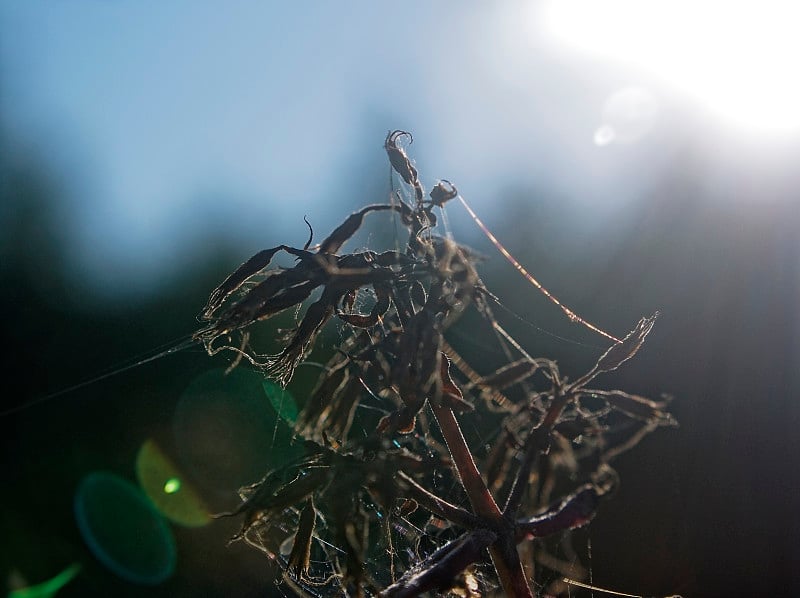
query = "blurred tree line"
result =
(2, 129, 799, 597)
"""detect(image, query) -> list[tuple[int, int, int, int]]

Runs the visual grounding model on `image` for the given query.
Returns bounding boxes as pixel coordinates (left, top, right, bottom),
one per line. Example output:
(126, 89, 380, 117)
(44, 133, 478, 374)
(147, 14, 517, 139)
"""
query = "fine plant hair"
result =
(199, 131, 675, 597)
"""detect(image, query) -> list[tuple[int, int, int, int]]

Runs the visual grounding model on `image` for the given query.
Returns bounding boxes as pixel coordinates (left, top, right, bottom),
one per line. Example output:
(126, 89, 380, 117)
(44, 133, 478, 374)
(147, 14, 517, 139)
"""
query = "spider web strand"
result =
(456, 194, 622, 344)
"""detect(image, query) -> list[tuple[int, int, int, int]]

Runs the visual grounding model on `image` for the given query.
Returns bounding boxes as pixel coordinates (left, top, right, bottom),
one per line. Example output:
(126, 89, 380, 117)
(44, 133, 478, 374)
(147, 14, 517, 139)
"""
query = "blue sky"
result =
(2, 1, 798, 300)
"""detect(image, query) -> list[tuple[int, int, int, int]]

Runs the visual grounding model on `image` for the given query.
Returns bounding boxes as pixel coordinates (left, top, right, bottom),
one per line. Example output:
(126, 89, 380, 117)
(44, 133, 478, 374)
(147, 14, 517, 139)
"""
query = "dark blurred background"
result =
(2, 2, 799, 597)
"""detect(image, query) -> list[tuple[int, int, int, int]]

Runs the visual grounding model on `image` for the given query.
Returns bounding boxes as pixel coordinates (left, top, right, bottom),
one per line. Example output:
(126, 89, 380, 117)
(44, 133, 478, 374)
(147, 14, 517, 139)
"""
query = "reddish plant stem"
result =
(430, 402, 533, 598)
(488, 537, 535, 598)
(429, 402, 500, 520)
(396, 471, 480, 529)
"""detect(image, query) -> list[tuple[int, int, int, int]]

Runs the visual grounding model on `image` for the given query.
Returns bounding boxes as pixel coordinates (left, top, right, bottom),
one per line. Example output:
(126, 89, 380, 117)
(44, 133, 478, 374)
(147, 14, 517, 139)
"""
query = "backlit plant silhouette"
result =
(198, 131, 674, 597)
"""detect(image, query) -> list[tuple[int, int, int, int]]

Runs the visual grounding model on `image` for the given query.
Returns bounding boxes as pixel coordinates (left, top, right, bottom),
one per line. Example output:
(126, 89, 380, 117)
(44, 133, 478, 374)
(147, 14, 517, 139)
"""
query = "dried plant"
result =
(200, 131, 675, 597)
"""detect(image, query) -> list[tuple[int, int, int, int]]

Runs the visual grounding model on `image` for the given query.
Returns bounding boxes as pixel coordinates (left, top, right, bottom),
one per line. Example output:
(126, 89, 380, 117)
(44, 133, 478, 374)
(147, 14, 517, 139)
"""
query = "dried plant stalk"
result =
(206, 131, 676, 597)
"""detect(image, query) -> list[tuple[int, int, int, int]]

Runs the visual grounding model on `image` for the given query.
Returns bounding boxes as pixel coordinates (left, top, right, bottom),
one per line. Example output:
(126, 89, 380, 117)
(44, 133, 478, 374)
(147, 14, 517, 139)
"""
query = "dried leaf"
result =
(288, 498, 316, 577)
(594, 312, 659, 375)
(476, 359, 539, 391)
(439, 353, 474, 413)
(587, 389, 677, 426)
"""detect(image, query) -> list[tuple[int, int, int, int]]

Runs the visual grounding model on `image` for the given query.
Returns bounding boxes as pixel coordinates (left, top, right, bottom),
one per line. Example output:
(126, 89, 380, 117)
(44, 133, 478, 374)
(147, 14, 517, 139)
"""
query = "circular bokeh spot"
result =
(74, 472, 176, 585)
(135, 438, 212, 528)
(173, 368, 303, 491)
(597, 86, 659, 145)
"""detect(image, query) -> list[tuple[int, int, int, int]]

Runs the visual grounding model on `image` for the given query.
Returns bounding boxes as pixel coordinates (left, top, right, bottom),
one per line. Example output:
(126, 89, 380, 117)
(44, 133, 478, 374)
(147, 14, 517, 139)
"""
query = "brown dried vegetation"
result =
(201, 132, 674, 597)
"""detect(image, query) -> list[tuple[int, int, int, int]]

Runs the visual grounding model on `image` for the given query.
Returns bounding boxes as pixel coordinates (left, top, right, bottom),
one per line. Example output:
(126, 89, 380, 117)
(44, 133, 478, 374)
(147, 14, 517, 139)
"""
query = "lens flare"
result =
(74, 472, 176, 585)
(173, 368, 303, 492)
(594, 86, 658, 146)
(135, 439, 211, 527)
(262, 379, 298, 425)
(543, 0, 800, 136)
(8, 564, 81, 598)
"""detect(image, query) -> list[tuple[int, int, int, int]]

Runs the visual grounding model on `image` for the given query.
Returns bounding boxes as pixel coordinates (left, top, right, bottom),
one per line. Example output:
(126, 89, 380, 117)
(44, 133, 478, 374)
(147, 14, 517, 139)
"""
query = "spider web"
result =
(218, 161, 667, 597)
(254, 306, 602, 596)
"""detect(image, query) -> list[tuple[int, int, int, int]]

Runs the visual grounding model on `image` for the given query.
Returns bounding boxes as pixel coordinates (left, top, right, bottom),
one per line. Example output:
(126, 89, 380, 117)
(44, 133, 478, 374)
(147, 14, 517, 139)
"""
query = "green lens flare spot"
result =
(173, 368, 303, 491)
(262, 379, 298, 424)
(135, 439, 211, 528)
(74, 472, 176, 585)
(8, 563, 81, 598)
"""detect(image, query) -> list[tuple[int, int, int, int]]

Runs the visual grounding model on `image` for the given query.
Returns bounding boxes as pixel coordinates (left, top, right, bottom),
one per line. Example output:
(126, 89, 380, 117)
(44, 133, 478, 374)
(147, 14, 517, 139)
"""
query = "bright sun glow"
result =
(543, 1, 800, 136)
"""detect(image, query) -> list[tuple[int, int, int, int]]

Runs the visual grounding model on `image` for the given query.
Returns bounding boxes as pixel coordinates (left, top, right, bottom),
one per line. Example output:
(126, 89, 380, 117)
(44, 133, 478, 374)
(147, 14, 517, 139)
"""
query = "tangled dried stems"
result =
(199, 131, 675, 597)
